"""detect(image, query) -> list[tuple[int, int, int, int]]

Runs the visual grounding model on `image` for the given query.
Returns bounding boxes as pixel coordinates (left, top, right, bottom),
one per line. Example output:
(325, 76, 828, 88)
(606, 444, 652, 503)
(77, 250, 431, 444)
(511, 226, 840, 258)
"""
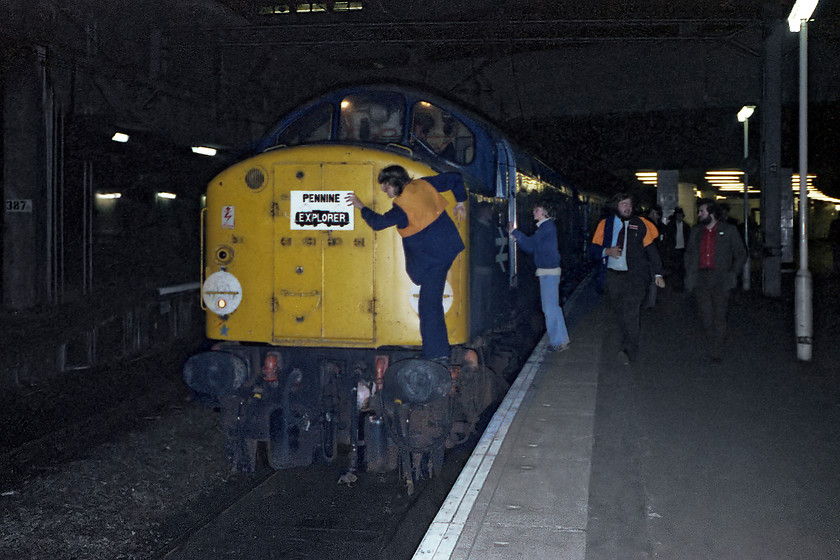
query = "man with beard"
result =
(591, 193, 665, 364)
(684, 199, 747, 362)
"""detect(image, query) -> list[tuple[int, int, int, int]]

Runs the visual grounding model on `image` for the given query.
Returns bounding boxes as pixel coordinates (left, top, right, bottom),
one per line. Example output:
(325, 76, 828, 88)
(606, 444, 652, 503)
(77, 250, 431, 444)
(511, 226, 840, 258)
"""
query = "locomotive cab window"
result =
(410, 101, 474, 165)
(275, 103, 333, 146)
(338, 93, 405, 144)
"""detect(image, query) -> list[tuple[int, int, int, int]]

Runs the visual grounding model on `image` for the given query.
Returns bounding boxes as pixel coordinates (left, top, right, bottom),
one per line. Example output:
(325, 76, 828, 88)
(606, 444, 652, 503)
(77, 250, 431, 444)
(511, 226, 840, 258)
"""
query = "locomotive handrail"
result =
(199, 207, 207, 311)
(157, 282, 200, 296)
(384, 143, 412, 156)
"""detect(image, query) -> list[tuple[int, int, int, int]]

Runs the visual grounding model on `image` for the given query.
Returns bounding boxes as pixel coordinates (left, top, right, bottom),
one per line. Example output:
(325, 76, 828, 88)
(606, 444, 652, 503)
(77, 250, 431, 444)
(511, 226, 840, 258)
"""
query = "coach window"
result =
(338, 93, 405, 144)
(410, 102, 474, 165)
(276, 103, 333, 146)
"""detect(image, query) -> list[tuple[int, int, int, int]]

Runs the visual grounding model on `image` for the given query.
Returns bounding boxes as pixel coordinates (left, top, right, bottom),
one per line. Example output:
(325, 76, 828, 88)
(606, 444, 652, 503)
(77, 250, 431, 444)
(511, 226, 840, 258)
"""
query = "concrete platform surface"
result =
(415, 276, 840, 560)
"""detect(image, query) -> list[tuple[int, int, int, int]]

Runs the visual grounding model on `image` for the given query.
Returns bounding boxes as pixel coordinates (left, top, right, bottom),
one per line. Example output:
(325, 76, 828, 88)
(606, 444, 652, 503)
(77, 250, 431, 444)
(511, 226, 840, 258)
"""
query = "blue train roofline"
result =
(245, 83, 577, 198)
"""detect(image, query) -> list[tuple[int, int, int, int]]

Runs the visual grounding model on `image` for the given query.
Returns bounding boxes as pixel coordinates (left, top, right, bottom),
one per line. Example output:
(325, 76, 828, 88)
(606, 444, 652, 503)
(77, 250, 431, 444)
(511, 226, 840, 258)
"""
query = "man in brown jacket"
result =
(684, 199, 747, 362)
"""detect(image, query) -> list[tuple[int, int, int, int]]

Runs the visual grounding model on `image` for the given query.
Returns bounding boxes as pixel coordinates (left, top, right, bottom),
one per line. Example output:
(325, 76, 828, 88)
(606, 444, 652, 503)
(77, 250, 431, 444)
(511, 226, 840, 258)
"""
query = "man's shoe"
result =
(549, 342, 571, 353)
(618, 350, 631, 365)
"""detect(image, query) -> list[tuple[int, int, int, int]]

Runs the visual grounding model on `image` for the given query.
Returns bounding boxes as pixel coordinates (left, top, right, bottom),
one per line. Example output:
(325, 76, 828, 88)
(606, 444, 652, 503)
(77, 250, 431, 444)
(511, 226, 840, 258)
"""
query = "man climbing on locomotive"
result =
(346, 164, 467, 365)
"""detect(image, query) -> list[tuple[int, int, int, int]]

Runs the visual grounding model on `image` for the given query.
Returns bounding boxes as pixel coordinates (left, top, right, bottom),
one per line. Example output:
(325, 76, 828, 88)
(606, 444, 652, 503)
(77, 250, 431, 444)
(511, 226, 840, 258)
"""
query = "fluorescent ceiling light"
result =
(157, 192, 177, 199)
(737, 105, 756, 122)
(96, 193, 122, 199)
(788, 0, 819, 31)
(191, 146, 217, 156)
(111, 132, 129, 143)
(635, 171, 658, 185)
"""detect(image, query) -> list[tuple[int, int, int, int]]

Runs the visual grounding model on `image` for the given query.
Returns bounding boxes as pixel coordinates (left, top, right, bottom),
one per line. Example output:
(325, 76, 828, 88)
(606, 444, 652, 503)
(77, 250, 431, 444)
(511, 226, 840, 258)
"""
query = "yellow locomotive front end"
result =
(201, 144, 469, 351)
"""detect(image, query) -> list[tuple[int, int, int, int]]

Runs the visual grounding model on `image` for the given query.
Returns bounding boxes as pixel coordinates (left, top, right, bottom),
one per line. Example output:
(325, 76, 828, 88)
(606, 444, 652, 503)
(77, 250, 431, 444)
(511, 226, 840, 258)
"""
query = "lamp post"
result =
(737, 105, 755, 291)
(789, 0, 819, 361)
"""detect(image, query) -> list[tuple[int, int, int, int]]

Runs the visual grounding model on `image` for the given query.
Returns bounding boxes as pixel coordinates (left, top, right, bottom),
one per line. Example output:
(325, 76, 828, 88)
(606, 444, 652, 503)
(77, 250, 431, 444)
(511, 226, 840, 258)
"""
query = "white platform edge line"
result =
(412, 337, 551, 559)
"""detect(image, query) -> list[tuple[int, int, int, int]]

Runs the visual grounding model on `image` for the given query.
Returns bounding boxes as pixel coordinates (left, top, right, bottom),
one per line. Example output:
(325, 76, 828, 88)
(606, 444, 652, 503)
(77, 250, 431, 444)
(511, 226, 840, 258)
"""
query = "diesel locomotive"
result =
(183, 84, 596, 489)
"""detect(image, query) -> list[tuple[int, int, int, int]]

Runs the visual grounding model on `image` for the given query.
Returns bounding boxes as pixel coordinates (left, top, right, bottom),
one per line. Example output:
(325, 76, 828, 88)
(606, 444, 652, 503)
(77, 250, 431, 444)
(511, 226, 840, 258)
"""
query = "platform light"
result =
(704, 170, 746, 192)
(111, 132, 129, 143)
(809, 192, 840, 203)
(737, 105, 755, 123)
(791, 173, 816, 188)
(788, 0, 819, 31)
(790, 0, 820, 361)
(635, 171, 658, 185)
(737, 105, 756, 290)
(191, 146, 217, 157)
(157, 192, 177, 199)
(789, 174, 839, 203)
(96, 192, 122, 199)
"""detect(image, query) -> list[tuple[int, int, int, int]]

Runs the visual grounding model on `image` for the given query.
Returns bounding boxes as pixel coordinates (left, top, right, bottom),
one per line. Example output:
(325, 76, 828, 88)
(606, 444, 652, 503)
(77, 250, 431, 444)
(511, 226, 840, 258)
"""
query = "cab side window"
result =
(410, 102, 475, 165)
(276, 103, 333, 146)
(338, 93, 405, 144)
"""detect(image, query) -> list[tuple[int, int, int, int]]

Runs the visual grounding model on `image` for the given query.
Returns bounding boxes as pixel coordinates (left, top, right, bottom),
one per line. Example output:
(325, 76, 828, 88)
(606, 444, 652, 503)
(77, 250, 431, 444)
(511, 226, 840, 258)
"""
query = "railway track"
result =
(156, 442, 478, 560)
(1, 316, 541, 559)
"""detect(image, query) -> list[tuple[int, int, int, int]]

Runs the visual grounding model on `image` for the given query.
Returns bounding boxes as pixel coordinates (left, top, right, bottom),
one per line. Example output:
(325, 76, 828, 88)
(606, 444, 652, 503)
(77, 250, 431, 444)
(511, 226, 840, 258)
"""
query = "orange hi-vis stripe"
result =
(395, 179, 448, 237)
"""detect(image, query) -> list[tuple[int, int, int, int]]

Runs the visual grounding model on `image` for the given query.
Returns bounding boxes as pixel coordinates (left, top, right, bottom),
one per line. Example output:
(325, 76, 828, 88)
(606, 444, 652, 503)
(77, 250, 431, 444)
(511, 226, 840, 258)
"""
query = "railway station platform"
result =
(414, 271, 840, 559)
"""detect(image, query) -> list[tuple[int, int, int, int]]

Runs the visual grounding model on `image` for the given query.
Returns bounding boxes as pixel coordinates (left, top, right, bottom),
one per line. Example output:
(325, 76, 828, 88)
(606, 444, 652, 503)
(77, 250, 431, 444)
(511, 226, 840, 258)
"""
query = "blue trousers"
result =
(418, 262, 452, 359)
(539, 275, 570, 347)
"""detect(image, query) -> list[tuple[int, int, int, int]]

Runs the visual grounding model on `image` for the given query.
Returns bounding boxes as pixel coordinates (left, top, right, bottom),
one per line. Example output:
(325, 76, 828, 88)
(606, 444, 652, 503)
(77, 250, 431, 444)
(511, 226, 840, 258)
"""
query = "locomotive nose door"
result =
(273, 162, 375, 344)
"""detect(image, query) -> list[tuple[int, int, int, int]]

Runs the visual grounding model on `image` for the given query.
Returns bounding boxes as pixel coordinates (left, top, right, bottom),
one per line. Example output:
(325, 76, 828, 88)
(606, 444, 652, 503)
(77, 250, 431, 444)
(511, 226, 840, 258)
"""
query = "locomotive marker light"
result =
(202, 270, 243, 316)
(409, 281, 454, 315)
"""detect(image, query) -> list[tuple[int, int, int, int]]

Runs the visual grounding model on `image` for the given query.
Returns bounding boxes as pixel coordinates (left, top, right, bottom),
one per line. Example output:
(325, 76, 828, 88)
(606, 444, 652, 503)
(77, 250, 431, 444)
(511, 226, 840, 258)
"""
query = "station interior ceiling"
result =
(3, 0, 840, 199)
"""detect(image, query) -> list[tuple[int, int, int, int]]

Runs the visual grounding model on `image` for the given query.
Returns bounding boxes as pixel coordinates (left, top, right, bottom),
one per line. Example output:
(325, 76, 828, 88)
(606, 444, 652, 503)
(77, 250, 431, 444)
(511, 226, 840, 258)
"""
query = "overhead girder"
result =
(186, 18, 763, 51)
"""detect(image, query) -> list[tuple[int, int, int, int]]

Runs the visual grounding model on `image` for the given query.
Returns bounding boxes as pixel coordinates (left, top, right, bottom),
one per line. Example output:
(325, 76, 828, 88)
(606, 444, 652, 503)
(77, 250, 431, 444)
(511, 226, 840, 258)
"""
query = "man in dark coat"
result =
(644, 204, 665, 308)
(684, 199, 747, 362)
(347, 165, 466, 363)
(590, 193, 665, 364)
(663, 207, 691, 291)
